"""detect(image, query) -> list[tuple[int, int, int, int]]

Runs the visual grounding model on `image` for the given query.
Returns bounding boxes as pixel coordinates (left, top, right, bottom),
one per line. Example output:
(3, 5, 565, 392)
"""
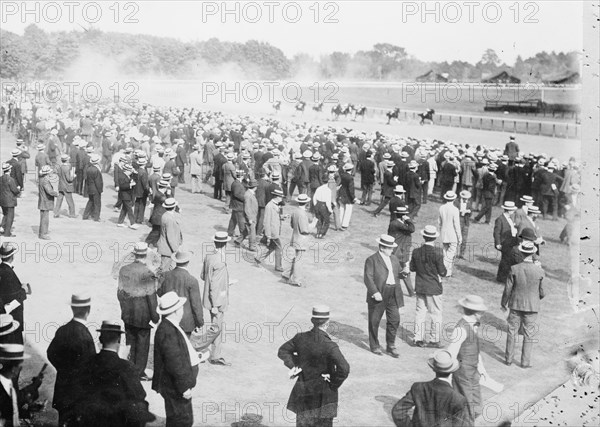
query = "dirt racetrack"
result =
(2, 102, 595, 426)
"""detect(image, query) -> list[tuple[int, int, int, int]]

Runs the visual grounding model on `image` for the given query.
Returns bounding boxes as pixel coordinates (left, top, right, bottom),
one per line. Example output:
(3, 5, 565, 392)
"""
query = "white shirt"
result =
(313, 185, 333, 209)
(379, 251, 395, 285)
(166, 317, 199, 367)
(504, 213, 517, 237)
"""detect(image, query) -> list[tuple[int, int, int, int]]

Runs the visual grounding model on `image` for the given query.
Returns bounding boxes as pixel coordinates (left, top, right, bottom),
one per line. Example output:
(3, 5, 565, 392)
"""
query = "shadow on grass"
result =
(455, 263, 498, 283)
(329, 320, 370, 352)
(374, 395, 400, 424)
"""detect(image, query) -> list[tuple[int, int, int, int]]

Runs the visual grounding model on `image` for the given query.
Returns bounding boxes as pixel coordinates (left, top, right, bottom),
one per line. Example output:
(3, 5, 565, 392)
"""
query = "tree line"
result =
(1, 24, 579, 82)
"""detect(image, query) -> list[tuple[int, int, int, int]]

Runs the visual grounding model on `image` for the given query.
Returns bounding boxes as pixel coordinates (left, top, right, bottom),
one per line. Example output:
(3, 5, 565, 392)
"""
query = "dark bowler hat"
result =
(97, 320, 125, 334)
(519, 227, 536, 241)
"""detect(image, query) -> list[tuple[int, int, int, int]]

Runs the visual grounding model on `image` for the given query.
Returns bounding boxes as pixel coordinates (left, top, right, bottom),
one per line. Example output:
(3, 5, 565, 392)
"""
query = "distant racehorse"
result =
(295, 100, 306, 114)
(312, 101, 324, 112)
(331, 103, 352, 120)
(386, 107, 400, 124)
(418, 108, 435, 125)
(272, 101, 281, 113)
(352, 105, 367, 121)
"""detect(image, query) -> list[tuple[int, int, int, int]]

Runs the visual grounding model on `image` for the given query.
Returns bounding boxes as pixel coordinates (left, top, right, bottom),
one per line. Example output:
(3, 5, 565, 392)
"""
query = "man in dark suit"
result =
(133, 157, 150, 225)
(406, 161, 422, 217)
(473, 162, 498, 224)
(493, 201, 518, 283)
(212, 145, 226, 200)
(278, 306, 350, 427)
(363, 235, 406, 357)
(388, 206, 416, 297)
(73, 321, 155, 427)
(47, 293, 96, 426)
(54, 154, 76, 218)
(0, 244, 28, 344)
(152, 292, 199, 427)
(373, 161, 397, 217)
(255, 168, 270, 236)
(410, 226, 448, 348)
(502, 241, 545, 368)
(82, 154, 103, 222)
(539, 165, 563, 221)
(227, 171, 247, 238)
(6, 150, 23, 191)
(504, 135, 519, 161)
(392, 349, 471, 427)
(117, 242, 159, 379)
(0, 164, 20, 237)
(117, 163, 138, 228)
(158, 251, 204, 337)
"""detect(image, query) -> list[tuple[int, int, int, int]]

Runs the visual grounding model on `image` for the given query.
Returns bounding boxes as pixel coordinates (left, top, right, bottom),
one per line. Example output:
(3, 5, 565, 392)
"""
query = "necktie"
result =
(10, 383, 20, 427)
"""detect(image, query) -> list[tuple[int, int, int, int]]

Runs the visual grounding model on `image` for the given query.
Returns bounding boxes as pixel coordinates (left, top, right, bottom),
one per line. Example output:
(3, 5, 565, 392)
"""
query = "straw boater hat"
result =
(162, 198, 178, 209)
(395, 206, 409, 214)
(39, 165, 52, 176)
(343, 163, 353, 171)
(90, 154, 100, 165)
(518, 240, 537, 254)
(327, 165, 337, 172)
(0, 344, 30, 361)
(458, 295, 488, 312)
(2, 163, 11, 173)
(247, 178, 258, 188)
(70, 293, 92, 307)
(520, 195, 534, 204)
(311, 305, 330, 320)
(427, 349, 459, 373)
(376, 234, 398, 248)
(133, 242, 148, 255)
(421, 225, 439, 238)
(11, 149, 20, 157)
(393, 185, 405, 194)
(158, 179, 170, 188)
(459, 190, 472, 199)
(157, 292, 187, 315)
(0, 314, 20, 337)
(172, 250, 193, 264)
(443, 191, 457, 201)
(528, 205, 541, 215)
(501, 201, 517, 211)
(213, 231, 231, 243)
(0, 242, 18, 259)
(302, 150, 312, 158)
(296, 194, 310, 204)
(96, 320, 125, 334)
(271, 189, 284, 198)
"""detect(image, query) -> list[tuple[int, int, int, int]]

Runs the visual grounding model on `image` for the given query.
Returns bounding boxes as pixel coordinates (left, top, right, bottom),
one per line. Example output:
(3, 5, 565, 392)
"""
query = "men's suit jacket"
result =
(501, 260, 545, 312)
(6, 159, 22, 188)
(493, 214, 515, 248)
(392, 378, 472, 427)
(0, 263, 27, 332)
(405, 171, 422, 199)
(337, 171, 355, 204)
(409, 245, 447, 295)
(134, 167, 149, 199)
(382, 170, 397, 197)
(117, 170, 135, 201)
(504, 141, 519, 160)
(244, 190, 258, 222)
(438, 203, 461, 243)
(157, 211, 183, 256)
(159, 267, 204, 333)
(151, 319, 197, 397)
(46, 319, 96, 410)
(117, 261, 159, 328)
(201, 252, 229, 311)
(363, 252, 405, 307)
(57, 163, 75, 193)
(278, 327, 350, 418)
(85, 165, 103, 195)
(387, 218, 414, 263)
(230, 180, 246, 211)
(38, 175, 58, 210)
(0, 174, 19, 208)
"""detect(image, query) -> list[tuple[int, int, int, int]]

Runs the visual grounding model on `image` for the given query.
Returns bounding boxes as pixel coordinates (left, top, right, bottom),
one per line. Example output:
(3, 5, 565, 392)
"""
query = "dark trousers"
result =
(162, 392, 193, 427)
(125, 324, 151, 377)
(102, 155, 112, 173)
(134, 197, 147, 224)
(373, 196, 390, 215)
(227, 210, 246, 236)
(421, 181, 429, 203)
(296, 413, 333, 427)
(54, 191, 75, 217)
(459, 216, 470, 257)
(146, 224, 161, 246)
(256, 207, 266, 235)
(83, 193, 101, 221)
(506, 310, 538, 367)
(367, 285, 400, 351)
(474, 197, 493, 223)
(256, 238, 282, 269)
(542, 194, 558, 220)
(440, 180, 453, 197)
(118, 199, 135, 224)
(39, 209, 50, 237)
(408, 195, 421, 217)
(360, 184, 373, 205)
(114, 191, 123, 209)
(75, 169, 84, 194)
(288, 180, 299, 199)
(314, 201, 331, 236)
(1, 206, 15, 235)
(213, 179, 223, 199)
(178, 165, 185, 183)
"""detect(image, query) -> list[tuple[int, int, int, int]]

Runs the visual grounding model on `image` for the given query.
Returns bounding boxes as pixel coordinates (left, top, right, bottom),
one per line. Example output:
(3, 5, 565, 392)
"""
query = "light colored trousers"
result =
(414, 294, 443, 343)
(442, 242, 458, 276)
(190, 174, 202, 193)
(339, 203, 353, 228)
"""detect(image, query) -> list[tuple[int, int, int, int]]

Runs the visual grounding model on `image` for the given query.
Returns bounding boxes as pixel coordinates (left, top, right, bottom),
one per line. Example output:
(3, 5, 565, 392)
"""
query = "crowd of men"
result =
(0, 98, 581, 426)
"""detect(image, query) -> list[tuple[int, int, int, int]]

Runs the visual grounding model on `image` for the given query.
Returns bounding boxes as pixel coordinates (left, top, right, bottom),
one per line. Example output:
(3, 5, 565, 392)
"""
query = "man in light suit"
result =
(47, 294, 96, 426)
(494, 201, 518, 283)
(202, 232, 232, 366)
(152, 292, 199, 427)
(438, 191, 461, 277)
(159, 250, 204, 337)
(363, 234, 405, 357)
(157, 198, 183, 273)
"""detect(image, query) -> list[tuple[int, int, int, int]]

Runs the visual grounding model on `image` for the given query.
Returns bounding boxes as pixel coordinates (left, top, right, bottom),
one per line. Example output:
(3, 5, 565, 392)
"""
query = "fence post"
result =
(552, 123, 556, 137)
(539, 122, 542, 135)
(526, 121, 529, 134)
(501, 120, 504, 131)
(469, 116, 472, 128)
(480, 117, 482, 129)
(513, 121, 517, 133)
